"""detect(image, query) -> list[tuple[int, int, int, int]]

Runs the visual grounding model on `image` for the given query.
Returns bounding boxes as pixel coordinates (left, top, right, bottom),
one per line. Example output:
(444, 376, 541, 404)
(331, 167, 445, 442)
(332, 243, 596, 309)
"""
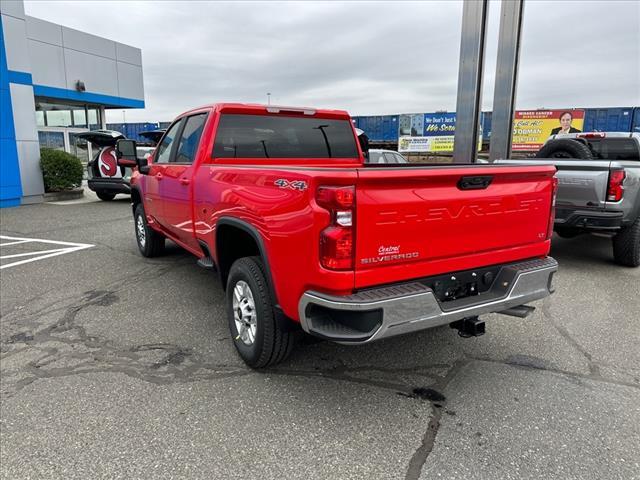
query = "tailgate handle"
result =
(458, 176, 493, 190)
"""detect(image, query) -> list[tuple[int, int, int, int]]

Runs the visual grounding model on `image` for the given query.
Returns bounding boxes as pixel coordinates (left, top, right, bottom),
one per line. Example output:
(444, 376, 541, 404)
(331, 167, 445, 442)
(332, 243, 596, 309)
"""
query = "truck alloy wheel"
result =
(232, 280, 258, 345)
(134, 204, 165, 257)
(136, 214, 146, 248)
(226, 256, 294, 368)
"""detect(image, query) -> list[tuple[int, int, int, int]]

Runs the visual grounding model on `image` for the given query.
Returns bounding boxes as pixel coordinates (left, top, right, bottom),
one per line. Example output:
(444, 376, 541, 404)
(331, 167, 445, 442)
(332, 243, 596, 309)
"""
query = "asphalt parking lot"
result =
(1, 193, 639, 480)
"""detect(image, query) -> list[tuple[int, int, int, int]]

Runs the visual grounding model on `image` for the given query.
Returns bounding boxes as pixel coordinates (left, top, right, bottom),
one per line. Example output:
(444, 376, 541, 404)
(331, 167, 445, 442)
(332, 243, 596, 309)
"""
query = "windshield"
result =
(212, 114, 358, 159)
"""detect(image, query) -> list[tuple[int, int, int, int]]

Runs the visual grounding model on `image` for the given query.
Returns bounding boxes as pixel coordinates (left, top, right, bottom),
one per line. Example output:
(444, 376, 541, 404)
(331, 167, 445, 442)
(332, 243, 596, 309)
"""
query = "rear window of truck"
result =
(212, 114, 358, 159)
(589, 138, 639, 161)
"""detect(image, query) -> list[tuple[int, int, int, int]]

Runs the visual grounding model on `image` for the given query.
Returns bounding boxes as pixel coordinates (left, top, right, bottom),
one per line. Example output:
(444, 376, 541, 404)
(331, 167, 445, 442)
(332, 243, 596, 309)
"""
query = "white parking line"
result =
(0, 240, 33, 247)
(1, 248, 69, 259)
(0, 235, 94, 270)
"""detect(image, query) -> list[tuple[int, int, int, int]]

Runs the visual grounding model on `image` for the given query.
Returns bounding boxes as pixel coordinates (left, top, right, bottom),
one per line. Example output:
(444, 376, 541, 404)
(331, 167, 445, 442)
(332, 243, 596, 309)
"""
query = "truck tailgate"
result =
(495, 159, 614, 209)
(355, 165, 556, 288)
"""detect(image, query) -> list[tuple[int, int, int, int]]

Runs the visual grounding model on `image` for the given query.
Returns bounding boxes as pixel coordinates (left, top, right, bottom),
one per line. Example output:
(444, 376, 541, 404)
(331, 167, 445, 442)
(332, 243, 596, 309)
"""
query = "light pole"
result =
(267, 93, 271, 106)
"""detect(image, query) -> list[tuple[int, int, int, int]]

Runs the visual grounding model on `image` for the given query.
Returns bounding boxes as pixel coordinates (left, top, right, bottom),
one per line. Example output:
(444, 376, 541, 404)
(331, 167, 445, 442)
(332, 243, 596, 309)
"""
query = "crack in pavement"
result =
(404, 358, 469, 480)
(1, 277, 450, 404)
(401, 346, 640, 480)
(401, 297, 640, 480)
(472, 353, 639, 390)
(0, 264, 230, 399)
(268, 363, 449, 396)
(543, 298, 598, 374)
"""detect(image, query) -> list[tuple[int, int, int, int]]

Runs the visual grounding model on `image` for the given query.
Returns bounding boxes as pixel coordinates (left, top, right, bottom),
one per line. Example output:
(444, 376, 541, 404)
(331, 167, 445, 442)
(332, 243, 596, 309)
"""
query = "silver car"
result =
(367, 149, 408, 164)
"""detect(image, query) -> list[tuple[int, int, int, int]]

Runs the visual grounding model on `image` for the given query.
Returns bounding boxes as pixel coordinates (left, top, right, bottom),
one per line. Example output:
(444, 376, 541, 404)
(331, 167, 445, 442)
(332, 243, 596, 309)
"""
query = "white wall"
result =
(25, 15, 144, 102)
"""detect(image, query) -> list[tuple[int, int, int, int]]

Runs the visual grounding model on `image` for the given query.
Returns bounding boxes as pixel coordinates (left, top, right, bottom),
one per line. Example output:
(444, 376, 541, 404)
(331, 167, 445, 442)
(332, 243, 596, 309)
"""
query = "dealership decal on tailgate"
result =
(361, 245, 420, 265)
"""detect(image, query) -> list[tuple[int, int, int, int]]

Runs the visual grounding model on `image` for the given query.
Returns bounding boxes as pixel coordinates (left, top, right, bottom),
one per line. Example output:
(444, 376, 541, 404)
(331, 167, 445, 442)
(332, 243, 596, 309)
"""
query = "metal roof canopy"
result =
(453, 0, 525, 163)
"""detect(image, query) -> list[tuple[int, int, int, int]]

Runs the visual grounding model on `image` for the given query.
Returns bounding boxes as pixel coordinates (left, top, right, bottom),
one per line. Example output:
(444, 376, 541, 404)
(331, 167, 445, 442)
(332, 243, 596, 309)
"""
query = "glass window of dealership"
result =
(1, 0, 144, 206)
(35, 100, 105, 165)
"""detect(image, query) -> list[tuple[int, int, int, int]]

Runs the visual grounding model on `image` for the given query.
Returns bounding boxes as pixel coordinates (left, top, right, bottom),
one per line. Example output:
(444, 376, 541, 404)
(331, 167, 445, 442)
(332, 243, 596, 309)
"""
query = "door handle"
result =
(155, 173, 163, 180)
(179, 177, 190, 186)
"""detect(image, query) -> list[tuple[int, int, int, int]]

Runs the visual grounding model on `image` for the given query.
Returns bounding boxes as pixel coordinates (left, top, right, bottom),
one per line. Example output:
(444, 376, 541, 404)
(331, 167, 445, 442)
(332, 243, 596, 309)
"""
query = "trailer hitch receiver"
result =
(450, 316, 485, 338)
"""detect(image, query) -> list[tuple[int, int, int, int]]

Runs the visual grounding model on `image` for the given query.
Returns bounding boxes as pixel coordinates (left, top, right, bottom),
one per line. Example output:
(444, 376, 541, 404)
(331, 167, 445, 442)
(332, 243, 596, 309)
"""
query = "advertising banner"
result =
(398, 136, 457, 153)
(512, 109, 584, 151)
(398, 113, 481, 153)
(423, 113, 457, 136)
(398, 114, 425, 137)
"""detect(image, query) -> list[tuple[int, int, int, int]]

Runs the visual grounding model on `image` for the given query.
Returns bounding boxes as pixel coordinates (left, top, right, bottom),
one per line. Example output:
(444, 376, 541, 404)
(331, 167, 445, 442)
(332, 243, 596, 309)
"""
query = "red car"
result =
(116, 103, 558, 368)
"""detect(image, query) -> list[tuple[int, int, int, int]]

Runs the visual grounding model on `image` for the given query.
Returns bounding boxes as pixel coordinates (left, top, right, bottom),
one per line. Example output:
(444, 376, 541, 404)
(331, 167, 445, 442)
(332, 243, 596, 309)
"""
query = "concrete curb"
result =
(43, 188, 85, 202)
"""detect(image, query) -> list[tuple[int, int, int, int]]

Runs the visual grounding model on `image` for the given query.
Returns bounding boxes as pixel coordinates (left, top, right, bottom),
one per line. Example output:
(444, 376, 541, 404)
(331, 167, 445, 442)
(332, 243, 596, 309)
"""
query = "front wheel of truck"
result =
(612, 218, 640, 267)
(134, 203, 165, 257)
(226, 256, 294, 368)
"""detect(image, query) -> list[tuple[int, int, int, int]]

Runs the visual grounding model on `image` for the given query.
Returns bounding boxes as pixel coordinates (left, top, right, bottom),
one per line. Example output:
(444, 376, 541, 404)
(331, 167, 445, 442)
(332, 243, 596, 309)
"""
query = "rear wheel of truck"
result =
(134, 203, 165, 257)
(536, 139, 593, 159)
(97, 191, 116, 201)
(226, 256, 294, 368)
(612, 218, 640, 267)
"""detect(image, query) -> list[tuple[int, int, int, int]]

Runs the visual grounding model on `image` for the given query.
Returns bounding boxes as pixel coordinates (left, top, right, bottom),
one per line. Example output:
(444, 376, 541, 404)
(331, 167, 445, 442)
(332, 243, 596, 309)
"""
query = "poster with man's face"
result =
(512, 109, 584, 151)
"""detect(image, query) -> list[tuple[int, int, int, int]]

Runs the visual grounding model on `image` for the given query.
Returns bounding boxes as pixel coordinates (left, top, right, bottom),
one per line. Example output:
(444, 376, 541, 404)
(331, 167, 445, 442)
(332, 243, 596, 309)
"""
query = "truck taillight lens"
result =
(320, 226, 353, 270)
(547, 176, 558, 240)
(607, 169, 625, 202)
(317, 186, 355, 270)
(316, 186, 355, 210)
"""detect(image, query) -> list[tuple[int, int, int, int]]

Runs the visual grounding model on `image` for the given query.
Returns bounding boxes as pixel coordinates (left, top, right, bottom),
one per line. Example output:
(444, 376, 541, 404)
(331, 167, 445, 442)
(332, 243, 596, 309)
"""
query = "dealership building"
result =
(1, 0, 144, 207)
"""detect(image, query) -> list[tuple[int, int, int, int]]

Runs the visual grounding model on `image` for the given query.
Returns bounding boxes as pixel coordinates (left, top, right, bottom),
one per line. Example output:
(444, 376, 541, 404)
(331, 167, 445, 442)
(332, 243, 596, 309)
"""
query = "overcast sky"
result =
(25, 0, 640, 123)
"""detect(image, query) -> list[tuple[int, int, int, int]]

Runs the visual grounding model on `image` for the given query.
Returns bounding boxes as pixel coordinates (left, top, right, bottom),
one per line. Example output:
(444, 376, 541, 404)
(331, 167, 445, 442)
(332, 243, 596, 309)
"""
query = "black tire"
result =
(555, 227, 582, 239)
(134, 203, 165, 257)
(226, 256, 294, 368)
(612, 218, 640, 267)
(536, 139, 593, 159)
(97, 191, 116, 201)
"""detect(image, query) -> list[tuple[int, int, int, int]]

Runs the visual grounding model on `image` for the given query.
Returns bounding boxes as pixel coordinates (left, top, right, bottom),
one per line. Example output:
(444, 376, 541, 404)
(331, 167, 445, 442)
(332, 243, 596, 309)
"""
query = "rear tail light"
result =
(547, 176, 558, 240)
(317, 186, 355, 270)
(606, 169, 625, 202)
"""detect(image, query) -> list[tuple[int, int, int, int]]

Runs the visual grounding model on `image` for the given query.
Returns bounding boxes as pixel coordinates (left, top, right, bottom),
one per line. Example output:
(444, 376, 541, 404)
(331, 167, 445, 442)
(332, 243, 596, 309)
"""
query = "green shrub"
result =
(40, 148, 84, 192)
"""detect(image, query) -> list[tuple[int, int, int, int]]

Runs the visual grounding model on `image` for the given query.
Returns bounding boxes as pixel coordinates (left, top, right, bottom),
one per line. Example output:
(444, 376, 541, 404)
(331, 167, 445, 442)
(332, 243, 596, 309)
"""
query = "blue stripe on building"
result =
(32, 85, 145, 109)
(0, 18, 23, 208)
(7, 70, 32, 86)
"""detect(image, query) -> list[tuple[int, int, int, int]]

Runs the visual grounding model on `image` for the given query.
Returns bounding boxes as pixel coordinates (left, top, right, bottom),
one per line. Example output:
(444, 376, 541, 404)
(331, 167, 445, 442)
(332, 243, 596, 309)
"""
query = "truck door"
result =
(157, 112, 208, 250)
(146, 119, 183, 224)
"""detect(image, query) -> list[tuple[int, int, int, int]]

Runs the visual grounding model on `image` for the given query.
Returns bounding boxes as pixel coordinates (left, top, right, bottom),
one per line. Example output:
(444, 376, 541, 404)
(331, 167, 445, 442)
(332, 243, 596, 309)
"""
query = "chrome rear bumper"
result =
(298, 257, 558, 344)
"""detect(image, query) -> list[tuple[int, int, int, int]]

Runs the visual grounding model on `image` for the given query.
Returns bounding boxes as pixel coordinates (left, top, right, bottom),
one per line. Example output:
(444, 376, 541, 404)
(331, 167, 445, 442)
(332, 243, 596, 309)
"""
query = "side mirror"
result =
(116, 139, 149, 174)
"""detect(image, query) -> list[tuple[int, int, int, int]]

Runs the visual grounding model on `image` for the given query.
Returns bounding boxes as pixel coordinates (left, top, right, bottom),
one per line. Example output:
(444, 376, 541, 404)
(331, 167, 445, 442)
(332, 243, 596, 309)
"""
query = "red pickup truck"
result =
(116, 103, 558, 368)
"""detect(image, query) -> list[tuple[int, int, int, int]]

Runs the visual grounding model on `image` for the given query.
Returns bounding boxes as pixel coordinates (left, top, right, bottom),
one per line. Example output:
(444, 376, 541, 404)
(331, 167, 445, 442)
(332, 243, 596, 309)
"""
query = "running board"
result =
(196, 256, 216, 270)
(498, 305, 535, 318)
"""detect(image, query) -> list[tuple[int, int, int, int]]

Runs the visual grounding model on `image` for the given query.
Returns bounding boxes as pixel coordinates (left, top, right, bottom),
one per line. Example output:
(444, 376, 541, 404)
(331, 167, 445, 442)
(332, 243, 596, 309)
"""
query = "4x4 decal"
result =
(274, 179, 308, 191)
